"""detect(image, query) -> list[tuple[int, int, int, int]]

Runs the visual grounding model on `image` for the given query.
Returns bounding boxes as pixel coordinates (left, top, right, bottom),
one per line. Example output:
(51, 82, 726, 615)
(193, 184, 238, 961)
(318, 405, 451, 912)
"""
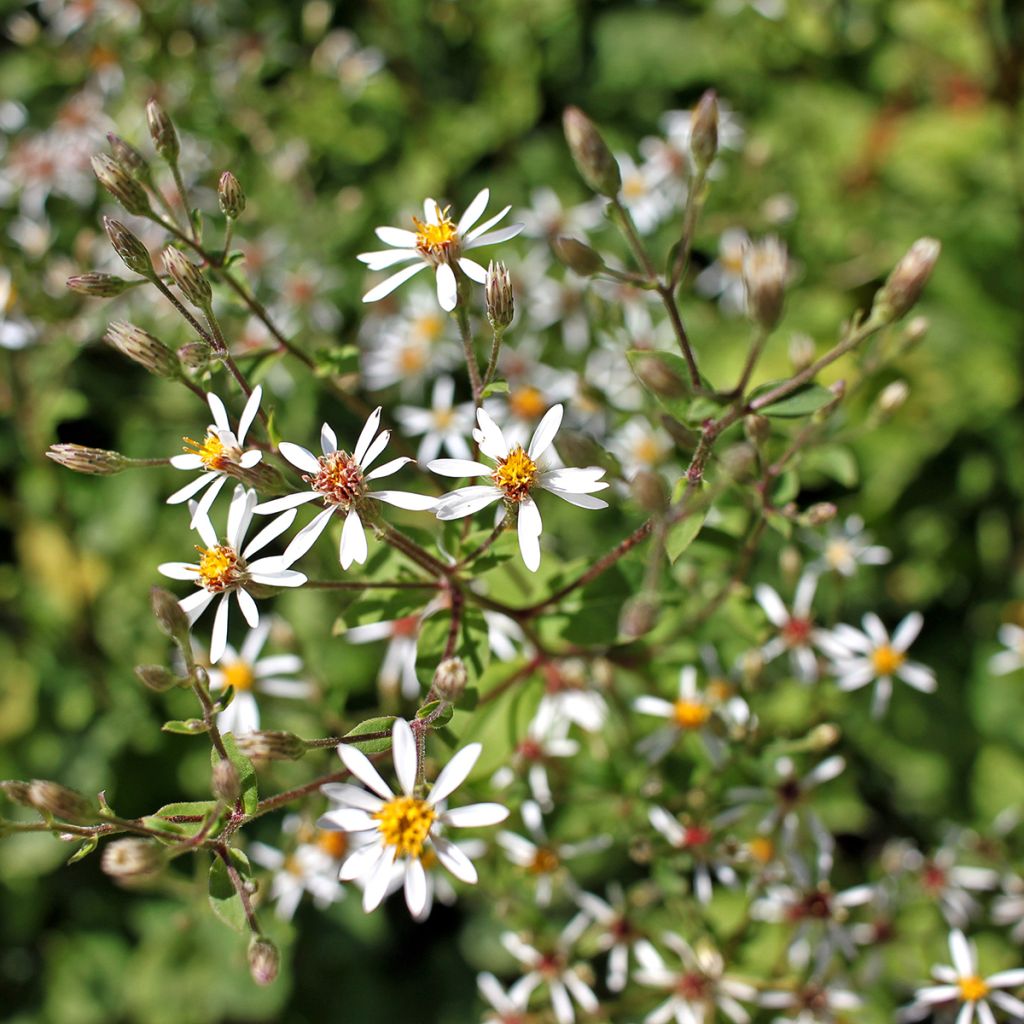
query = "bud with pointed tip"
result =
(485, 261, 514, 330)
(218, 171, 245, 219)
(177, 340, 213, 373)
(432, 657, 468, 702)
(804, 502, 837, 526)
(135, 664, 180, 692)
(248, 936, 280, 986)
(163, 247, 212, 309)
(105, 320, 181, 378)
(107, 132, 151, 183)
(630, 469, 668, 513)
(103, 217, 154, 277)
(872, 238, 940, 322)
(67, 273, 132, 298)
(619, 593, 659, 639)
(1, 780, 33, 806)
(151, 586, 191, 644)
(876, 380, 909, 414)
(146, 98, 179, 163)
(91, 153, 152, 216)
(563, 106, 621, 198)
(690, 90, 719, 173)
(212, 759, 241, 802)
(635, 355, 687, 398)
(552, 236, 605, 276)
(46, 444, 129, 476)
(788, 332, 815, 372)
(235, 731, 307, 761)
(102, 838, 166, 879)
(743, 236, 788, 330)
(28, 780, 94, 822)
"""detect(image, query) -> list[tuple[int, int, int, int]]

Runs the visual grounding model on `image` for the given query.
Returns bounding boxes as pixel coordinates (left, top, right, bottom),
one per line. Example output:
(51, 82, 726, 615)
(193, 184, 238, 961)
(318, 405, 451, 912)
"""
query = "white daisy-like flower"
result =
(817, 611, 936, 717)
(158, 486, 306, 663)
(383, 837, 486, 922)
(247, 827, 348, 920)
(648, 807, 739, 905)
(633, 665, 726, 765)
(910, 839, 1000, 929)
(536, 659, 609, 734)
(317, 718, 508, 916)
(609, 417, 676, 480)
(755, 573, 821, 682)
(0, 269, 36, 350)
(695, 228, 750, 315)
(429, 404, 609, 573)
(482, 609, 527, 662)
(805, 514, 890, 578)
(207, 617, 312, 736)
(989, 623, 1024, 676)
(478, 970, 535, 1024)
(501, 916, 599, 1024)
(655, 101, 745, 179)
(358, 189, 524, 312)
(994, 876, 1024, 944)
(518, 186, 603, 241)
(254, 407, 437, 570)
(903, 929, 1024, 1024)
(616, 151, 681, 235)
(395, 375, 476, 464)
(760, 983, 861, 1024)
(575, 885, 643, 993)
(634, 932, 757, 1024)
(168, 387, 264, 527)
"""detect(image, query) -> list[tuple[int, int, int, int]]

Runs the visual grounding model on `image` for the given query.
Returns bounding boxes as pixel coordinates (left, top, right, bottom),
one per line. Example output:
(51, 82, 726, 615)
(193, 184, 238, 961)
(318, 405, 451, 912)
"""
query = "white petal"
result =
(475, 407, 508, 460)
(893, 610, 924, 651)
(898, 662, 937, 692)
(243, 508, 297, 559)
(375, 225, 419, 247)
(339, 841, 384, 881)
(170, 454, 204, 470)
(283, 507, 334, 563)
(373, 490, 438, 511)
(364, 456, 412, 481)
(159, 561, 200, 581)
(238, 450, 262, 469)
(253, 491, 321, 515)
(466, 223, 525, 248)
(237, 385, 262, 444)
(179, 589, 214, 624)
(634, 696, 675, 719)
(464, 205, 511, 243)
(544, 488, 608, 510)
(338, 743, 394, 800)
(317, 807, 375, 832)
(357, 248, 421, 270)
(359, 429, 391, 472)
(279, 442, 321, 475)
(457, 257, 488, 283)
(236, 588, 260, 628)
(428, 458, 491, 478)
(363, 846, 398, 912)
(354, 407, 382, 466)
(433, 835, 477, 883)
(321, 422, 337, 455)
(404, 857, 428, 916)
(435, 263, 458, 311)
(206, 392, 230, 432)
(540, 467, 608, 493)
(362, 262, 428, 302)
(440, 802, 508, 828)
(457, 188, 489, 235)
(167, 473, 216, 505)
(340, 508, 368, 569)
(517, 497, 543, 572)
(434, 486, 502, 521)
(391, 719, 418, 796)
(528, 404, 563, 461)
(428, 743, 482, 806)
(755, 584, 789, 627)
(191, 474, 229, 530)
(320, 783, 385, 812)
(210, 594, 232, 664)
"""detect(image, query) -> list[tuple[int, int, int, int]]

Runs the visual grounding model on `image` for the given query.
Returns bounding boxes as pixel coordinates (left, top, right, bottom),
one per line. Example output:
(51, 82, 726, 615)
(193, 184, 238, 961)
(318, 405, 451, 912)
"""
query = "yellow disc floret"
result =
(222, 661, 255, 692)
(493, 445, 539, 503)
(307, 450, 365, 508)
(183, 431, 228, 470)
(413, 207, 459, 263)
(958, 976, 990, 1002)
(871, 644, 905, 676)
(673, 699, 712, 730)
(195, 545, 244, 592)
(317, 830, 349, 860)
(528, 847, 560, 875)
(372, 795, 437, 859)
(509, 387, 547, 421)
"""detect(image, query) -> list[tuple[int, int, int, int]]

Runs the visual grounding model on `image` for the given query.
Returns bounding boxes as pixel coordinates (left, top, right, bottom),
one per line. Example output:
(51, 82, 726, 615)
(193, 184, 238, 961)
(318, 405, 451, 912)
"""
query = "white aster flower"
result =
(648, 806, 739, 905)
(575, 885, 643, 992)
(903, 929, 1024, 1024)
(158, 486, 306, 663)
(760, 983, 861, 1024)
(616, 151, 681, 235)
(207, 617, 312, 736)
(817, 611, 936, 717)
(395, 375, 476, 463)
(501, 915, 599, 1024)
(989, 623, 1024, 676)
(994, 876, 1024, 944)
(609, 417, 676, 480)
(358, 189, 524, 311)
(634, 932, 757, 1024)
(478, 970, 535, 1024)
(535, 659, 609, 734)
(755, 572, 821, 682)
(168, 387, 264, 527)
(429, 404, 608, 572)
(318, 718, 508, 916)
(247, 827, 348, 920)
(254, 407, 436, 570)
(518, 186, 603, 241)
(483, 609, 527, 662)
(805, 514, 890, 578)
(383, 836, 487, 922)
(634, 665, 726, 765)
(0, 269, 36, 350)
(695, 228, 750, 315)
(910, 839, 1000, 929)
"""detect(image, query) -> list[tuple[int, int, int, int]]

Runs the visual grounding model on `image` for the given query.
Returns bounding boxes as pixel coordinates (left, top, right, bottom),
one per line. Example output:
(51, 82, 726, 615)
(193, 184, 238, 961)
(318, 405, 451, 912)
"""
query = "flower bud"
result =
(212, 759, 241, 802)
(689, 89, 719, 174)
(619, 593, 659, 639)
(743, 236, 788, 330)
(218, 171, 246, 219)
(432, 657, 468, 702)
(809, 722, 841, 750)
(248, 936, 280, 986)
(107, 132, 151, 182)
(788, 332, 815, 372)
(721, 442, 757, 481)
(804, 502, 837, 526)
(135, 664, 180, 692)
(877, 380, 909, 415)
(102, 838, 166, 880)
(177, 340, 214, 373)
(46, 444, 129, 476)
(630, 469, 668, 513)
(1, 780, 33, 806)
(163, 247, 212, 309)
(66, 272, 133, 298)
(91, 153, 152, 216)
(105, 320, 181, 379)
(904, 316, 929, 346)
(484, 261, 514, 330)
(151, 586, 191, 644)
(562, 106, 621, 198)
(872, 237, 940, 322)
(551, 236, 604, 276)
(743, 414, 771, 447)
(103, 217, 154, 277)
(27, 780, 94, 822)
(635, 355, 687, 398)
(146, 98, 180, 163)
(235, 731, 307, 761)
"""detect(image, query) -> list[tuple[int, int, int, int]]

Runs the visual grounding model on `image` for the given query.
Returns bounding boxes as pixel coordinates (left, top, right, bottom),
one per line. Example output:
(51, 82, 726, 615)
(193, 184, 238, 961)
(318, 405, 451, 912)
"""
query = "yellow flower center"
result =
(372, 795, 437, 859)
(509, 387, 547, 421)
(398, 344, 428, 373)
(307, 450, 365, 508)
(825, 538, 852, 569)
(748, 837, 775, 864)
(284, 854, 303, 877)
(317, 830, 348, 860)
(183, 431, 228, 471)
(673, 699, 711, 729)
(420, 848, 438, 871)
(871, 644, 905, 676)
(432, 407, 456, 430)
(195, 545, 244, 592)
(412, 313, 445, 343)
(632, 435, 663, 466)
(492, 445, 539, 502)
(958, 976, 990, 1002)
(622, 174, 648, 200)
(707, 678, 733, 703)
(528, 847, 560, 875)
(223, 661, 255, 692)
(413, 207, 460, 263)
(722, 246, 745, 274)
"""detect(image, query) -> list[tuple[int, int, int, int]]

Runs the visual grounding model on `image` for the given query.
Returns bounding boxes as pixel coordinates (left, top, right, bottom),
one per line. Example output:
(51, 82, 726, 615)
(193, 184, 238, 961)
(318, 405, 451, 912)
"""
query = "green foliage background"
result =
(2, 0, 1023, 1021)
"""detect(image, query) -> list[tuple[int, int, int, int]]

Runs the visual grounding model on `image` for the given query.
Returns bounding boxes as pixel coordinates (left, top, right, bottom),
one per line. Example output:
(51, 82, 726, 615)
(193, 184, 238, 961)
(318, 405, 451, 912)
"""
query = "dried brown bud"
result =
(721, 442, 757, 480)
(619, 593, 659, 639)
(67, 272, 133, 298)
(432, 657, 468, 702)
(485, 261, 514, 330)
(552, 236, 605, 276)
(743, 236, 788, 330)
(146, 98, 179, 163)
(135, 664, 180, 692)
(150, 586, 191, 643)
(162, 247, 212, 309)
(744, 414, 771, 447)
(1, 780, 34, 806)
(212, 759, 241, 802)
(46, 444, 129, 476)
(27, 780, 94, 822)
(105, 321, 180, 379)
(563, 106, 621, 198)
(248, 936, 280, 986)
(788, 332, 815, 372)
(91, 153, 152, 216)
(635, 355, 687, 398)
(873, 238, 940, 322)
(630, 469, 668, 513)
(690, 90, 719, 173)
(107, 132, 151, 182)
(877, 380, 909, 414)
(218, 171, 246, 219)
(805, 502, 838, 526)
(102, 838, 166, 879)
(103, 217, 154, 278)
(235, 731, 307, 761)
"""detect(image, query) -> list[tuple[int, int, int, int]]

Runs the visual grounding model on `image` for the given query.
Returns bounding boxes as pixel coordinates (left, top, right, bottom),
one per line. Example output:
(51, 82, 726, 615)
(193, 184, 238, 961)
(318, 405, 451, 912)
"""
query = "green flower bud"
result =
(46, 444, 130, 476)
(248, 936, 280, 986)
(105, 321, 181, 379)
(134, 665, 181, 692)
(150, 586, 191, 644)
(103, 217, 154, 278)
(563, 106, 621, 198)
(162, 247, 212, 309)
(552, 236, 605, 276)
(432, 657, 468, 702)
(485, 261, 514, 330)
(91, 153, 152, 216)
(66, 272, 132, 298)
(101, 838, 166, 880)
(872, 238, 940, 323)
(218, 171, 246, 219)
(742, 236, 788, 330)
(107, 132, 152, 182)
(689, 90, 719, 174)
(235, 731, 307, 761)
(146, 98, 180, 164)
(212, 759, 241, 802)
(28, 780, 95, 823)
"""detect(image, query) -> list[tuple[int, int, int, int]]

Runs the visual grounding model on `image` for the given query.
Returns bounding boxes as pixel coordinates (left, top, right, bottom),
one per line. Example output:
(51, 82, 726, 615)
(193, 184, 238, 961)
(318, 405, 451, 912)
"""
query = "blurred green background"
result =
(2, 0, 1024, 1020)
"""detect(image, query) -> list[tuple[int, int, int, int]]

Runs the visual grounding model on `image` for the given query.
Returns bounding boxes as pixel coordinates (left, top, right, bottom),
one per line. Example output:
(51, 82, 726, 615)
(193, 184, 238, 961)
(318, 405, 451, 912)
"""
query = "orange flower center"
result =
(317, 830, 349, 860)
(183, 431, 229, 471)
(308, 450, 365, 507)
(673, 699, 711, 729)
(509, 387, 547, 421)
(958, 976, 990, 1002)
(528, 847, 560, 875)
(871, 644, 905, 676)
(493, 446, 539, 503)
(195, 545, 245, 592)
(223, 661, 255, 692)
(413, 207, 460, 263)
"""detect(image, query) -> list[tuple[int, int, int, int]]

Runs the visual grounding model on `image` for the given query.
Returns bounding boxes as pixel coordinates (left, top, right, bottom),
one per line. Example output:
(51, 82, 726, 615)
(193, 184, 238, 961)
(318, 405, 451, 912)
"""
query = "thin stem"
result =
(170, 164, 197, 242)
(214, 844, 260, 934)
(656, 284, 702, 388)
(453, 515, 508, 570)
(455, 301, 483, 404)
(380, 524, 449, 577)
(482, 326, 505, 389)
(221, 219, 234, 264)
(305, 579, 438, 590)
(610, 198, 659, 280)
(669, 168, 707, 290)
(442, 584, 464, 660)
(732, 326, 770, 397)
(151, 278, 214, 344)
(252, 771, 348, 818)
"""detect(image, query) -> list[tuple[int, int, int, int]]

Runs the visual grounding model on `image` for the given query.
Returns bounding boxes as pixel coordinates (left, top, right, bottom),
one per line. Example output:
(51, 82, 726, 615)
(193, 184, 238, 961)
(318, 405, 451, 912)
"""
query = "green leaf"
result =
(626, 349, 693, 422)
(208, 848, 252, 933)
(146, 800, 224, 839)
(212, 734, 258, 815)
(162, 718, 209, 735)
(313, 344, 360, 379)
(67, 835, 98, 864)
(341, 716, 397, 754)
(415, 700, 454, 729)
(223, 248, 246, 268)
(801, 444, 859, 487)
(765, 510, 793, 539)
(665, 509, 707, 563)
(750, 381, 834, 418)
(482, 379, 509, 397)
(211, 686, 235, 713)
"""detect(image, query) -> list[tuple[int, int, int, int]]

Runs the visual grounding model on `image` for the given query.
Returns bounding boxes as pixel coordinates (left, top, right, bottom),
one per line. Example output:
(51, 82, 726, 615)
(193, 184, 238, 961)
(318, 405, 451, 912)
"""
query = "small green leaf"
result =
(801, 444, 859, 487)
(765, 510, 793, 538)
(415, 701, 454, 729)
(750, 381, 834, 418)
(341, 716, 397, 754)
(147, 800, 224, 839)
(211, 686, 235, 713)
(665, 509, 707, 563)
(208, 848, 252, 932)
(162, 718, 209, 735)
(313, 344, 360, 379)
(67, 835, 98, 864)
(482, 379, 509, 397)
(212, 734, 258, 815)
(223, 248, 246, 268)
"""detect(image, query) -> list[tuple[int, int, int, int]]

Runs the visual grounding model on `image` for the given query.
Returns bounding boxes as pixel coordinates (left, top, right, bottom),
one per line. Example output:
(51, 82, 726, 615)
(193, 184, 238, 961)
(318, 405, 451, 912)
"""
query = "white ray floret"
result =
(428, 404, 609, 572)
